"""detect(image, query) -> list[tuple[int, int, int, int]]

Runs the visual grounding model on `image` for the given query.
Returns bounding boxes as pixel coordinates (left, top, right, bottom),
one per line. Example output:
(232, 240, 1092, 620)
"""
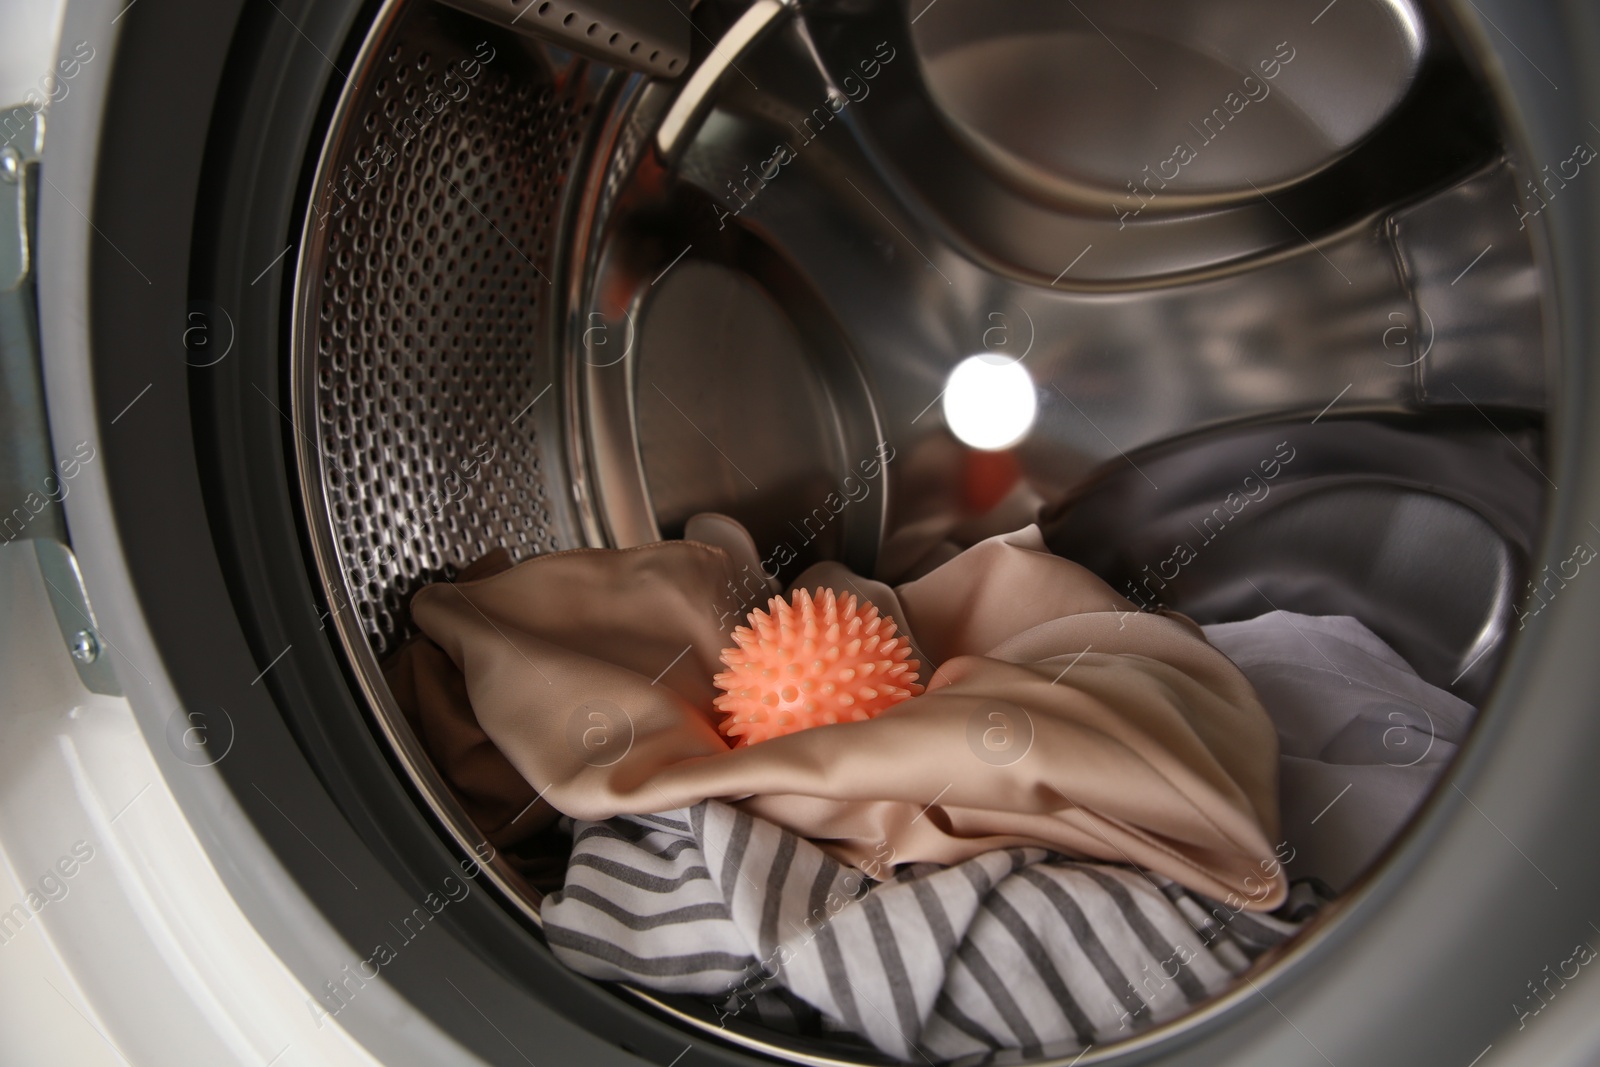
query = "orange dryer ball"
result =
(712, 587, 924, 746)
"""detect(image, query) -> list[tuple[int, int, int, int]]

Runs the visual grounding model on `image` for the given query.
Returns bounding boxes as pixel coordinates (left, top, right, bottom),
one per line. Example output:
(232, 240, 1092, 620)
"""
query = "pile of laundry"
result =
(387, 517, 1474, 1061)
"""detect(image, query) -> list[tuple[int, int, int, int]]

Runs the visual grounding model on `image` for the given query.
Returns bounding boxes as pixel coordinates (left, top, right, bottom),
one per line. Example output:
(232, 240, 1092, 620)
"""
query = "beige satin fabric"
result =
(401, 525, 1288, 909)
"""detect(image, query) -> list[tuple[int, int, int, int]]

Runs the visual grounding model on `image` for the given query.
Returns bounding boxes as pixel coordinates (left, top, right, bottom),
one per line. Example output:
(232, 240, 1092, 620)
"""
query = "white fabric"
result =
(1203, 612, 1476, 891)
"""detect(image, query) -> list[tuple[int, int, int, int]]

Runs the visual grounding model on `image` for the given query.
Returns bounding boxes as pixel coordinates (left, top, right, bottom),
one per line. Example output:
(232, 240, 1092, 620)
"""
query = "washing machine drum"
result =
(79, 0, 1600, 1063)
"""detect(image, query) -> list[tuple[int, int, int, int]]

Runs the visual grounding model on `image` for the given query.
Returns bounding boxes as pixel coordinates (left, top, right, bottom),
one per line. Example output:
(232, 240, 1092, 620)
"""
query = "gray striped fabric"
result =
(542, 800, 1319, 1061)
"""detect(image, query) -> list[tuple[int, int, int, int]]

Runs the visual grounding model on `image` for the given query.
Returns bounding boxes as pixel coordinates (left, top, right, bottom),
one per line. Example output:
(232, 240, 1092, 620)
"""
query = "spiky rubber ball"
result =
(712, 587, 924, 746)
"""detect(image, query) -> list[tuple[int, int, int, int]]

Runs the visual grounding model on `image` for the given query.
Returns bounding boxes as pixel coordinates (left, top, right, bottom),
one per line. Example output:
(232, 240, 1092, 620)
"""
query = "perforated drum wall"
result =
(295, 4, 601, 656)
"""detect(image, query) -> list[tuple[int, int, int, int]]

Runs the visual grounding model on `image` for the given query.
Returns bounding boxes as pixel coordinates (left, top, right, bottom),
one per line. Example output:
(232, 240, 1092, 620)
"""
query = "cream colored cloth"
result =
(403, 523, 1287, 909)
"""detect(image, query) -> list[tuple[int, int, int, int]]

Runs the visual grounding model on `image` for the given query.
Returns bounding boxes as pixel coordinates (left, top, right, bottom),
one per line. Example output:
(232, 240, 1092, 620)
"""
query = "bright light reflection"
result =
(941, 355, 1037, 451)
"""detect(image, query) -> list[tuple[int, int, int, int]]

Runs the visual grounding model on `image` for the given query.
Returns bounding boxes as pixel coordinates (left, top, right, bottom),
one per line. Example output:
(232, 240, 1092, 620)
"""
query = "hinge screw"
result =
(70, 630, 101, 664)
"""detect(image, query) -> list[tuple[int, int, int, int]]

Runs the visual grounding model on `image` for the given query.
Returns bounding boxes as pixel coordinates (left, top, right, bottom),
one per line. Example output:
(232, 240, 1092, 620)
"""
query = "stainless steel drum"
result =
(288, 0, 1549, 1061)
(911, 0, 1425, 206)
